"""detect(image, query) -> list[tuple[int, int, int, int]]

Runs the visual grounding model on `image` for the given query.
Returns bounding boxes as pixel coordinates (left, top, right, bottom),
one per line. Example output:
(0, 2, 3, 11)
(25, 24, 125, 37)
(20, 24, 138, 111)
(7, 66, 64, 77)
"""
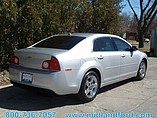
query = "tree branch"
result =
(127, 0, 139, 22)
(146, 0, 157, 19)
(143, 0, 151, 12)
(143, 9, 157, 33)
(139, 0, 144, 23)
(140, 0, 157, 31)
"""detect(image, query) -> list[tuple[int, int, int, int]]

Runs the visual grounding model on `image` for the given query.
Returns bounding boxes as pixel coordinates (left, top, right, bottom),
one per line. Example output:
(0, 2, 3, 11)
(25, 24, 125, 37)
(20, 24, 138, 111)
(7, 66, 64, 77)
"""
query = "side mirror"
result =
(125, 46, 138, 51)
(132, 46, 138, 51)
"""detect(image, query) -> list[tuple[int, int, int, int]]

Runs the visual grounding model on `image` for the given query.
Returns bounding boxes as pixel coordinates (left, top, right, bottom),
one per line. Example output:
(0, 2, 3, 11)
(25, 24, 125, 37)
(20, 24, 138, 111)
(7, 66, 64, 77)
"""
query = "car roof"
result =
(54, 33, 122, 39)
(54, 33, 95, 38)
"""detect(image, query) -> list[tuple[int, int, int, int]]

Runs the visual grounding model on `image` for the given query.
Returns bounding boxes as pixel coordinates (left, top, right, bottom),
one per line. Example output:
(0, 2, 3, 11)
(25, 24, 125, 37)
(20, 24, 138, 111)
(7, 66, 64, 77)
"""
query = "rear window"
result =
(34, 36, 85, 50)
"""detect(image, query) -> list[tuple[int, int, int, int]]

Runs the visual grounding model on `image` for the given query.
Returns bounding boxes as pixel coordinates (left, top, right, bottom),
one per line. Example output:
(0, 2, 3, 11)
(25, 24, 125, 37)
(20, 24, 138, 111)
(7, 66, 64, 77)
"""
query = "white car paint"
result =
(10, 33, 147, 100)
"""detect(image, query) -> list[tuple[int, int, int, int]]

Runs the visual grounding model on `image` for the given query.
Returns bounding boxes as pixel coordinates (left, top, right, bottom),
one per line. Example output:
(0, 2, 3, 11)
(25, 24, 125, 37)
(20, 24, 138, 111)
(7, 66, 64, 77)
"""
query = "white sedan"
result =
(10, 33, 147, 102)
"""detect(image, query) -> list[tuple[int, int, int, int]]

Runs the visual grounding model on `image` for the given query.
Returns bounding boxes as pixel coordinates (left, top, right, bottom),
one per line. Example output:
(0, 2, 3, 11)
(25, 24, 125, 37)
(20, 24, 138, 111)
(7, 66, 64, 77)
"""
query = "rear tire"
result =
(78, 71, 100, 102)
(136, 60, 146, 80)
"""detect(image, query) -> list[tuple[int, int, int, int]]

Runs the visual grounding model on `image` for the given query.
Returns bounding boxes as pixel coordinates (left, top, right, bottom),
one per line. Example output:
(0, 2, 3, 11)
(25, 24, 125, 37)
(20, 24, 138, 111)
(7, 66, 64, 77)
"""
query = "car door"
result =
(93, 37, 121, 82)
(112, 37, 139, 78)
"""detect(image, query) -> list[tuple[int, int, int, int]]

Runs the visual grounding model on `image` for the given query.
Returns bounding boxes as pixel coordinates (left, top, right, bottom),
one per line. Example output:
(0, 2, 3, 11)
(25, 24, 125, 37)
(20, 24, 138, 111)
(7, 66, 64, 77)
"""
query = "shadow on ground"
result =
(0, 78, 134, 111)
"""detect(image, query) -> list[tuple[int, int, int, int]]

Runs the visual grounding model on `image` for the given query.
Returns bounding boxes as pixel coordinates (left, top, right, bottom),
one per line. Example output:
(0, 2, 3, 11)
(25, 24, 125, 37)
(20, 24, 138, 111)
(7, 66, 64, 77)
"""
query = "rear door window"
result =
(93, 37, 115, 51)
(34, 36, 85, 50)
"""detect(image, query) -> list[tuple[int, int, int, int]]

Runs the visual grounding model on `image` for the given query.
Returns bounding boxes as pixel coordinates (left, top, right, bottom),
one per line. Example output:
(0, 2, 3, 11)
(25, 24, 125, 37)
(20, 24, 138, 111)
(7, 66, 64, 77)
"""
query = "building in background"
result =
(150, 28, 157, 56)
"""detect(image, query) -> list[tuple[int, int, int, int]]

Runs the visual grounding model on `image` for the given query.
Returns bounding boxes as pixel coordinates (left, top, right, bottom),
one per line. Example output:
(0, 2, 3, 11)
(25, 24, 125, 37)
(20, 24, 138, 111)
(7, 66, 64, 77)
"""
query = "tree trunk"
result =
(138, 31, 144, 48)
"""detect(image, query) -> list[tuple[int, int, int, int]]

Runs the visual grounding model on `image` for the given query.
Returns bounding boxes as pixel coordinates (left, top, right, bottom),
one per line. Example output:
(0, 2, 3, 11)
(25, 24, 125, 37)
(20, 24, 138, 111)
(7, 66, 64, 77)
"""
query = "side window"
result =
(93, 37, 115, 51)
(113, 38, 131, 51)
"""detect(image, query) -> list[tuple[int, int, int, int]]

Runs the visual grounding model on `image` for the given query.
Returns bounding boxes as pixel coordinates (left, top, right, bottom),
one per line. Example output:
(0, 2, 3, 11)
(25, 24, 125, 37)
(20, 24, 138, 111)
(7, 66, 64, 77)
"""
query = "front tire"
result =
(136, 60, 147, 80)
(78, 71, 100, 102)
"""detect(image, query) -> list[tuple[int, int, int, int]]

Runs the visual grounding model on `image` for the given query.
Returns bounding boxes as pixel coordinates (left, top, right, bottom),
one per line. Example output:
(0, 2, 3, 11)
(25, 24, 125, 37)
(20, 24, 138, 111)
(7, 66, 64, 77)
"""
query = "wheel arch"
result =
(86, 68, 101, 84)
(76, 60, 103, 93)
(142, 58, 147, 69)
(135, 57, 147, 80)
(77, 68, 101, 102)
(77, 67, 102, 92)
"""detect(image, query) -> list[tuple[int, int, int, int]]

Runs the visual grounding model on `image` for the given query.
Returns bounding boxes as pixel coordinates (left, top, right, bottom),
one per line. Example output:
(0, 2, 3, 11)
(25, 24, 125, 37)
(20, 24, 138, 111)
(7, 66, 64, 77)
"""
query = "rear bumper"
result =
(10, 80, 56, 95)
(9, 64, 80, 95)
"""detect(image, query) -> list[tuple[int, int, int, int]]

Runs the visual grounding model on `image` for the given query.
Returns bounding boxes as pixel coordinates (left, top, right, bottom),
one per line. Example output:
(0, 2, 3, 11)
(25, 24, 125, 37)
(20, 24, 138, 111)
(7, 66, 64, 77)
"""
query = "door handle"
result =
(97, 55, 104, 59)
(121, 54, 125, 57)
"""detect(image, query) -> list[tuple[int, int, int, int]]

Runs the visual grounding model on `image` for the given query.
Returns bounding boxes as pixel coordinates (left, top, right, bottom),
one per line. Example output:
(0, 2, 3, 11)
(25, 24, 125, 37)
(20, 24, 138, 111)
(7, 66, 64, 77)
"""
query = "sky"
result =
(122, 0, 140, 15)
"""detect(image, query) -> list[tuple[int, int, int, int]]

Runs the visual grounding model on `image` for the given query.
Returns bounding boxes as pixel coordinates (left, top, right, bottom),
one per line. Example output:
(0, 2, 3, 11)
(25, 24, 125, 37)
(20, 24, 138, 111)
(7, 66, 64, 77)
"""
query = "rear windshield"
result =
(34, 36, 85, 50)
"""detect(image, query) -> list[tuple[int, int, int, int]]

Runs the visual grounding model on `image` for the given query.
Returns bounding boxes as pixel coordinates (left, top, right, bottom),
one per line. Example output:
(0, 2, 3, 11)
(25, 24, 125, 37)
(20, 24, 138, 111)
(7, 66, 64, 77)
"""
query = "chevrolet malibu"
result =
(10, 33, 147, 102)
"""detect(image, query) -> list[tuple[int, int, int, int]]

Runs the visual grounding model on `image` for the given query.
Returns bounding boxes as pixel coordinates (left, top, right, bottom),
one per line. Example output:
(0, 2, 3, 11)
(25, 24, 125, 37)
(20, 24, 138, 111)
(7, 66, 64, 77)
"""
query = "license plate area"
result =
(20, 73, 33, 83)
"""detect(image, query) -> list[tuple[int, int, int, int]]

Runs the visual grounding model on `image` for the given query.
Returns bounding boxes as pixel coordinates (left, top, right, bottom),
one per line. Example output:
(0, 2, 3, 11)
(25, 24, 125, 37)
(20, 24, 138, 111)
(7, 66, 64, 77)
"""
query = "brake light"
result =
(10, 52, 19, 65)
(42, 56, 60, 71)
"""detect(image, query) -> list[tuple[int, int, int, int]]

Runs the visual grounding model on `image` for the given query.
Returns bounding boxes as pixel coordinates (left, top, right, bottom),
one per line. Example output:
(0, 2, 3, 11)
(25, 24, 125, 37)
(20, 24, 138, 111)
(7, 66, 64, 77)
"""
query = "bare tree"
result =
(127, 0, 157, 48)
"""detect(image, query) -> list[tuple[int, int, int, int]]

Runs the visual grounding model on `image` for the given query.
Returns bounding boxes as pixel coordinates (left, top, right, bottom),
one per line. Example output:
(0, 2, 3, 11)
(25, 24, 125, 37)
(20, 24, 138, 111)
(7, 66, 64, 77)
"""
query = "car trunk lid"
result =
(14, 47, 66, 70)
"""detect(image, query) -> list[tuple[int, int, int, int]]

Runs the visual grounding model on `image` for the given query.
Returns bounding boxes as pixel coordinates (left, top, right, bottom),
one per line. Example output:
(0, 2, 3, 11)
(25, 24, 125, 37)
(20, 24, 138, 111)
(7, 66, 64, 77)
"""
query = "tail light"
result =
(10, 52, 19, 65)
(42, 56, 60, 71)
